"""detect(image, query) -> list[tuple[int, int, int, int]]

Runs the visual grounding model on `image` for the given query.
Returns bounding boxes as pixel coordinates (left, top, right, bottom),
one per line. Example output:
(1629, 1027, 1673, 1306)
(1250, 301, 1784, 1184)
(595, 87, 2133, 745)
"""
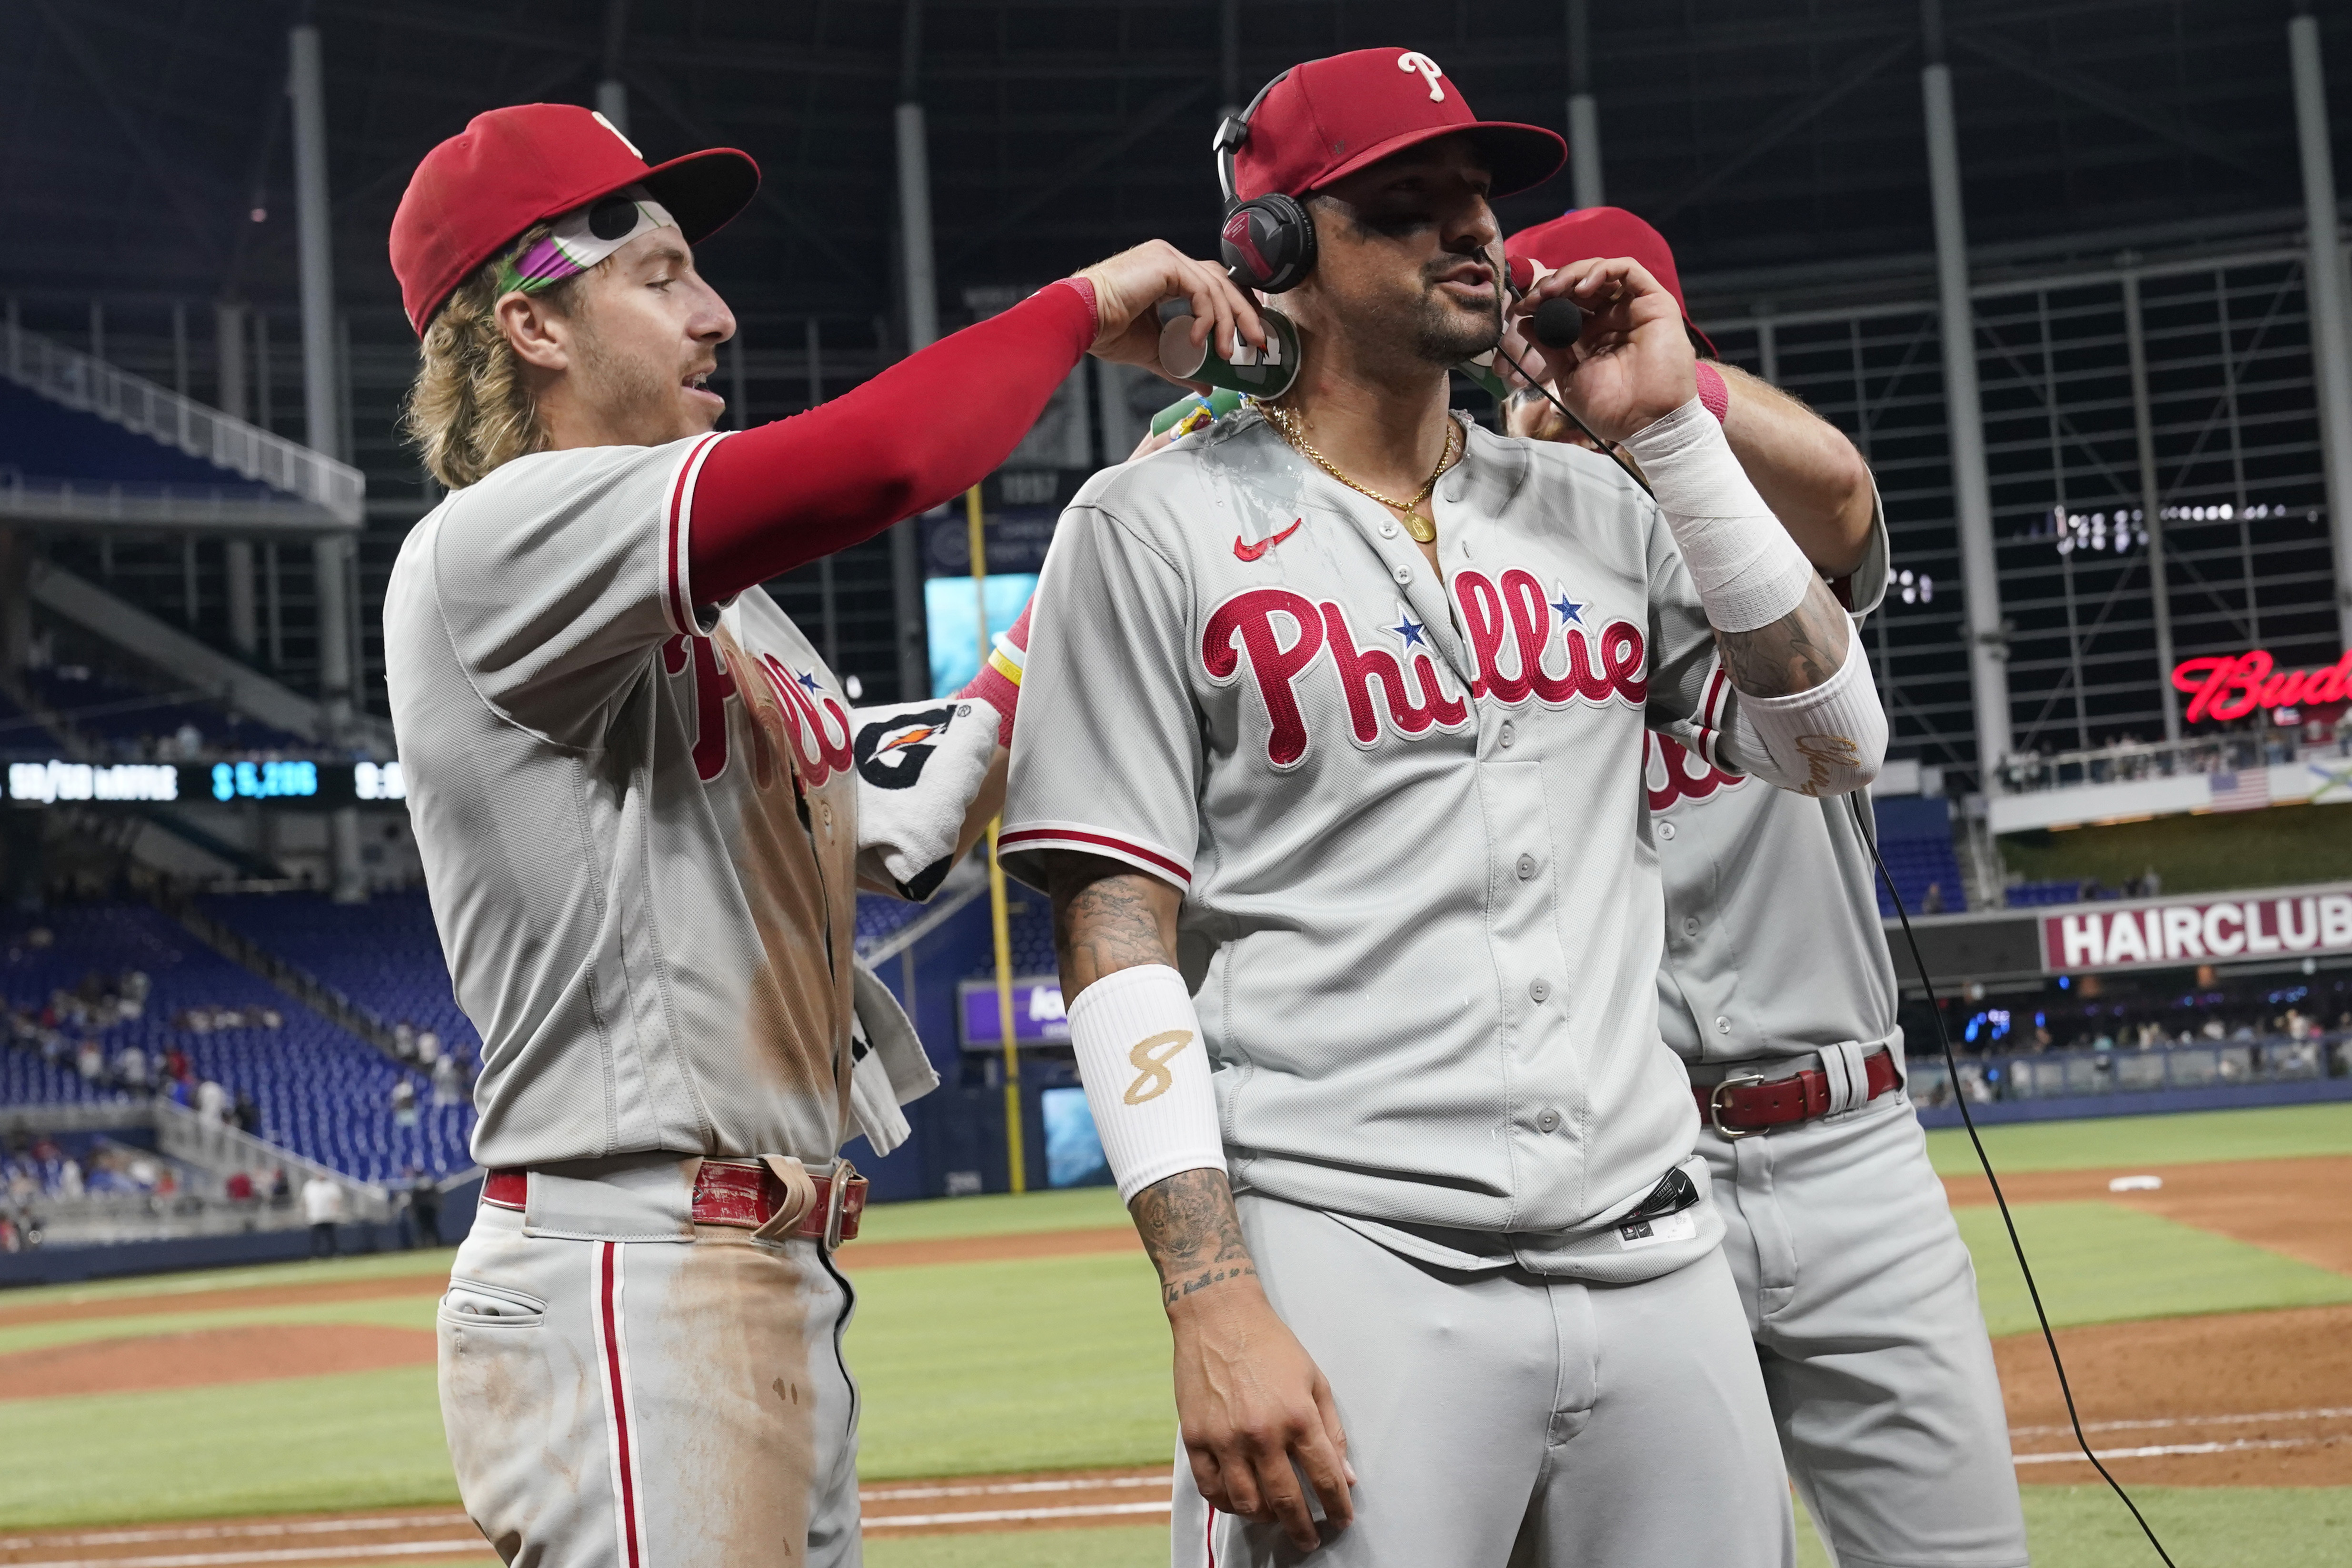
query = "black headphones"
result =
(1214, 71, 1318, 293)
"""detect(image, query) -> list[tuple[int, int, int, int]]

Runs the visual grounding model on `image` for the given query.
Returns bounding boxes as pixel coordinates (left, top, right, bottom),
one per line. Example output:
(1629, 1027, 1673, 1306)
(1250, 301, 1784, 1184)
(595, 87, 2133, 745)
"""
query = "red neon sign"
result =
(2171, 648, 2352, 722)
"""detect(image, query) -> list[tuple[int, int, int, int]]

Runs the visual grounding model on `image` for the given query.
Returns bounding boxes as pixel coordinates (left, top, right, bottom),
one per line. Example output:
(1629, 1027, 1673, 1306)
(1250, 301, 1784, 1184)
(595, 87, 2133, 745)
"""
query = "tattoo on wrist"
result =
(1164, 1263, 1258, 1308)
(1130, 1168, 1256, 1308)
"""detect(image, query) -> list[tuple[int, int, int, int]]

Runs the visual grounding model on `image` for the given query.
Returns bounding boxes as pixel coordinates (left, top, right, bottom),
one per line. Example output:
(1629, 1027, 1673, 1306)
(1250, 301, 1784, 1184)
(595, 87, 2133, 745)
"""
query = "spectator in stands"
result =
(301, 1173, 344, 1256)
(416, 1028, 441, 1066)
(430, 1053, 463, 1108)
(269, 1166, 291, 1208)
(390, 1078, 419, 1128)
(196, 1079, 229, 1123)
(74, 1040, 102, 1083)
(162, 1046, 189, 1082)
(233, 1091, 260, 1135)
(226, 1170, 255, 1203)
(115, 1044, 149, 1090)
(1922, 882, 1946, 914)
(392, 1020, 417, 1062)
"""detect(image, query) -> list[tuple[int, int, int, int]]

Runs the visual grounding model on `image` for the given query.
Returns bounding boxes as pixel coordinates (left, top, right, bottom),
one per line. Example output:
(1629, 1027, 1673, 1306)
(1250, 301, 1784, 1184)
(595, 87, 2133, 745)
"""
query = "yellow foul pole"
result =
(968, 483, 1026, 1193)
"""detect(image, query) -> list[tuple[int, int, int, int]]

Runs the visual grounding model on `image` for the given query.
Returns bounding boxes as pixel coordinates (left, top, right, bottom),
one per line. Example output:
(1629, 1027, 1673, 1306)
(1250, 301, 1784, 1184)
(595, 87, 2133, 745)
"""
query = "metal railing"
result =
(1995, 727, 2352, 794)
(154, 1099, 389, 1221)
(1908, 1032, 2346, 1107)
(1, 320, 363, 526)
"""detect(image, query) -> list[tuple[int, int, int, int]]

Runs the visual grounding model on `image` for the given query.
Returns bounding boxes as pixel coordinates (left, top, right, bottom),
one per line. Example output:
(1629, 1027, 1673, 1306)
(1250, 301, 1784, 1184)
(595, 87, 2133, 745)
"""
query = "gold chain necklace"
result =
(1260, 403, 1459, 544)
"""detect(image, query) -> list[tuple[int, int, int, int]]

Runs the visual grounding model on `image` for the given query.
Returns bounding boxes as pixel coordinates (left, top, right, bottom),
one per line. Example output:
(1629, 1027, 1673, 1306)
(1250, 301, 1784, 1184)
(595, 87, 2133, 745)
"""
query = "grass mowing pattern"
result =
(1923, 1102, 2352, 1175)
(849, 1251, 1175, 1478)
(856, 1186, 1128, 1242)
(0, 1366, 455, 1529)
(1959, 1201, 2352, 1338)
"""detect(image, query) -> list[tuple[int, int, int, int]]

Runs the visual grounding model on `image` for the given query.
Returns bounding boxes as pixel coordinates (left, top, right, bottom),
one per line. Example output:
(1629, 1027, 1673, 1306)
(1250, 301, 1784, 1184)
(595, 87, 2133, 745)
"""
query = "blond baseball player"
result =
(1003, 50, 1885, 1567)
(1509, 209, 2028, 1568)
(382, 103, 1259, 1567)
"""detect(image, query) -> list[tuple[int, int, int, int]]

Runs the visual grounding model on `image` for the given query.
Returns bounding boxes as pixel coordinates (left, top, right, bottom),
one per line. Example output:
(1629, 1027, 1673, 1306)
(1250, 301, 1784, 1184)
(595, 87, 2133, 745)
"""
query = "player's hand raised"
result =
(1076, 239, 1266, 379)
(1168, 1280, 1355, 1551)
(1500, 256, 1696, 446)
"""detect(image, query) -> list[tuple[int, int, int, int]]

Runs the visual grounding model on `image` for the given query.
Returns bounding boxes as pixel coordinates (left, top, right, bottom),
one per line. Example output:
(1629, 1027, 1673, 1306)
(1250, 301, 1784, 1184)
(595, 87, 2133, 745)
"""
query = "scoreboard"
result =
(4, 758, 407, 807)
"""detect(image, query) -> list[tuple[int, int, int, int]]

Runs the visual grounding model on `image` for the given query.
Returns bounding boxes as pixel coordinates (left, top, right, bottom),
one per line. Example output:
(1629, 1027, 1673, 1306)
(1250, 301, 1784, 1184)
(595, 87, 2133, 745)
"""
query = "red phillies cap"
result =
(390, 103, 759, 336)
(1231, 49, 1564, 203)
(1506, 207, 1718, 357)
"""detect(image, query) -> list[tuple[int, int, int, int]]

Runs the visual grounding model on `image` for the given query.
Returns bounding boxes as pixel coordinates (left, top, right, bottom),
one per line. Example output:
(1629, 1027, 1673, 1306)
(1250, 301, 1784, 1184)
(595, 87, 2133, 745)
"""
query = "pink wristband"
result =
(1694, 361, 1730, 424)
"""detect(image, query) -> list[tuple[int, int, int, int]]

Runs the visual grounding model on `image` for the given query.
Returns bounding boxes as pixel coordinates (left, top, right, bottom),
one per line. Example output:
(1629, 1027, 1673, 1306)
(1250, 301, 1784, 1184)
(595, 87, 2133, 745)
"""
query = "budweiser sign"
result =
(2042, 884, 2352, 973)
(2170, 648, 2351, 723)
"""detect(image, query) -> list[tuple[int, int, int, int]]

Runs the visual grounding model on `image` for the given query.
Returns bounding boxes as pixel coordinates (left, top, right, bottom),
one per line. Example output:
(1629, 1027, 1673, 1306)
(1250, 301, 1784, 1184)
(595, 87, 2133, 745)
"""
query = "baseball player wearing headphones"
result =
(1508, 209, 2029, 1568)
(383, 104, 1259, 1566)
(1004, 50, 1884, 1567)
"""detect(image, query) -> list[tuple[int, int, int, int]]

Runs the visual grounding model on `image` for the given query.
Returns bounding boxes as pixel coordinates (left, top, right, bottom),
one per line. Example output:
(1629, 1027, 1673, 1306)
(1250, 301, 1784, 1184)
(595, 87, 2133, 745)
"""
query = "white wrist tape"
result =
(1066, 964, 1226, 1203)
(1731, 631, 1887, 798)
(1621, 397, 1817, 634)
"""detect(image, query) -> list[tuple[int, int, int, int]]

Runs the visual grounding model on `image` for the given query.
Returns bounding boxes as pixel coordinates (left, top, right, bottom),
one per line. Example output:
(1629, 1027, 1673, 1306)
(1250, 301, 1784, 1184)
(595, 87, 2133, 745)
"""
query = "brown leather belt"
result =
(484, 1159, 867, 1247)
(1694, 1049, 1900, 1139)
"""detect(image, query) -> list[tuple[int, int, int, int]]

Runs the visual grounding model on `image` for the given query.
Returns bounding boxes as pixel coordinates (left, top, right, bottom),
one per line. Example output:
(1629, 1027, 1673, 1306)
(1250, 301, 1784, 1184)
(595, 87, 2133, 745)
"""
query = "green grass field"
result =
(1923, 1102, 2352, 1175)
(0, 1102, 2344, 1558)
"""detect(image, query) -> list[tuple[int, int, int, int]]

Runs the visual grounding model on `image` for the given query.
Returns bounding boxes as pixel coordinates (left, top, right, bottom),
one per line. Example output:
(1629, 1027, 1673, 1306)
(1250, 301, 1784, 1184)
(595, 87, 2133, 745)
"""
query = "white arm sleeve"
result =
(1620, 397, 1817, 634)
(1066, 964, 1226, 1203)
(1728, 630, 1887, 797)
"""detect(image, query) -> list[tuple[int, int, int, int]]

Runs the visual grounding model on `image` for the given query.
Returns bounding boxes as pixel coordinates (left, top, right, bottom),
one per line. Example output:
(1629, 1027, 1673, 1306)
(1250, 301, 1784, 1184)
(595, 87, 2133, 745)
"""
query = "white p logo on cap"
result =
(1397, 51, 1446, 102)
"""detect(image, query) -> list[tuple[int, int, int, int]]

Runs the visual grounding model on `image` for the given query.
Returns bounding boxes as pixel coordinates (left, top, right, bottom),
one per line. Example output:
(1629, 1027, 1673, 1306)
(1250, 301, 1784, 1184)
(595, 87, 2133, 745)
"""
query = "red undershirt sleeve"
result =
(682, 279, 1098, 607)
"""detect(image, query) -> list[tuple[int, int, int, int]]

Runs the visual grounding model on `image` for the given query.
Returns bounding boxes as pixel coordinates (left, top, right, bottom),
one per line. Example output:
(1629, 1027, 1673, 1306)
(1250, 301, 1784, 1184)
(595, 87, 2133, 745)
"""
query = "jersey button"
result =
(1498, 721, 1516, 748)
(1715, 1016, 1733, 1034)
(1530, 978, 1551, 1003)
(1378, 519, 1398, 538)
(1516, 853, 1537, 880)
(1536, 1108, 1561, 1133)
(1392, 563, 1414, 585)
(1657, 821, 1677, 840)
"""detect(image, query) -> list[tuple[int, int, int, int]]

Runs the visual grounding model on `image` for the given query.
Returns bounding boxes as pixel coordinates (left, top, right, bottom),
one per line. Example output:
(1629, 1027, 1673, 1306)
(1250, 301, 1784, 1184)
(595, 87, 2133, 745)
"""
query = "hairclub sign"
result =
(2170, 647, 2352, 723)
(2042, 883, 2352, 973)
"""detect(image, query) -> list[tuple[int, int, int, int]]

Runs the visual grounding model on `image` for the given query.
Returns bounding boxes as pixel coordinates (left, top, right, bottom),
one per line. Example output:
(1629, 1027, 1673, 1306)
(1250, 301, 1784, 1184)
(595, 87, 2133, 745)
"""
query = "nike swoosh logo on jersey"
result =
(1233, 518, 1303, 562)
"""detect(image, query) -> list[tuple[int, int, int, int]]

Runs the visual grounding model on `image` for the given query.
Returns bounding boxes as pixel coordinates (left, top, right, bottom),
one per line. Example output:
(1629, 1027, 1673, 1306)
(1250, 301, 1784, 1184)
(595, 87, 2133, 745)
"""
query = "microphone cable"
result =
(1489, 240, 2178, 1563)
(1847, 794, 2179, 1567)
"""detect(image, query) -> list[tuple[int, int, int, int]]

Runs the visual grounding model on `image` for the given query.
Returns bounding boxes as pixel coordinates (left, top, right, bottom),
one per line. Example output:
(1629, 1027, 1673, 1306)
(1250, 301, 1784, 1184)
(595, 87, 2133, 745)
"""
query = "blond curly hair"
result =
(402, 223, 591, 490)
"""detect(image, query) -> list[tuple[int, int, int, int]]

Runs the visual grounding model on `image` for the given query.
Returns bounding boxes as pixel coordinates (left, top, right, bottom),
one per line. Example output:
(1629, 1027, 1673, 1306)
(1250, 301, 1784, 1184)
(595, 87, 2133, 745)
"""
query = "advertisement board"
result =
(2040, 882, 2352, 973)
(957, 975, 1071, 1050)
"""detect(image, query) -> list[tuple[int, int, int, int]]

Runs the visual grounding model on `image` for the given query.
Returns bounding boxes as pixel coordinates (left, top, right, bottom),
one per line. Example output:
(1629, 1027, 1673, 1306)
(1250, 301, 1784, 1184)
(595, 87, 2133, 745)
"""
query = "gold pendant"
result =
(1402, 511, 1436, 544)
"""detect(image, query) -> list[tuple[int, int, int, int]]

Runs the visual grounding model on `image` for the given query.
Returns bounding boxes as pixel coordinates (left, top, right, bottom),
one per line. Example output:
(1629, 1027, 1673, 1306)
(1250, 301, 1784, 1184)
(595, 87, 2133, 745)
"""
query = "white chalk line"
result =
(0, 1518, 476, 1550)
(2014, 1436, 2343, 1466)
(14, 1541, 494, 1568)
(863, 1500, 1174, 1529)
(2008, 1404, 2352, 1439)
(860, 1473, 1169, 1503)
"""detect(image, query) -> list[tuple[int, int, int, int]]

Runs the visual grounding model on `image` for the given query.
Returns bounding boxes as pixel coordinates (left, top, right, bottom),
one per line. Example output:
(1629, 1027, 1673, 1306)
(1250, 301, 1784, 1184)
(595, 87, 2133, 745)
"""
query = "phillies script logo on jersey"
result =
(1201, 566, 1646, 766)
(661, 634, 853, 787)
(1644, 733, 1744, 813)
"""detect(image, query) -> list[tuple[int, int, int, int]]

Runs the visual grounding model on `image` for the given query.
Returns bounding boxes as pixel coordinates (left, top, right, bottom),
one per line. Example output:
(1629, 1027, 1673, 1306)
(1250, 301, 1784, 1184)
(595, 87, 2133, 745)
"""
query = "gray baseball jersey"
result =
(1003, 409, 1784, 1283)
(385, 433, 867, 1172)
(1647, 509, 1899, 1066)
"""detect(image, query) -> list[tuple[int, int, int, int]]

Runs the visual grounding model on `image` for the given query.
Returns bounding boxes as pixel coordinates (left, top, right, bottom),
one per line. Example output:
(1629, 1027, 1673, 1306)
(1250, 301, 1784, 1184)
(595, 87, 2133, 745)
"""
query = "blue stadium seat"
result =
(0, 902, 471, 1181)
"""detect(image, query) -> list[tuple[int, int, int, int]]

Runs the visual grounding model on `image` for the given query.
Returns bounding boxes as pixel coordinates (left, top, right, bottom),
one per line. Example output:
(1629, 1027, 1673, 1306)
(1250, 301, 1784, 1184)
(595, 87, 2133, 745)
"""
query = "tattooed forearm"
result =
(1714, 576, 1851, 698)
(1130, 1167, 1259, 1309)
(1045, 853, 1181, 993)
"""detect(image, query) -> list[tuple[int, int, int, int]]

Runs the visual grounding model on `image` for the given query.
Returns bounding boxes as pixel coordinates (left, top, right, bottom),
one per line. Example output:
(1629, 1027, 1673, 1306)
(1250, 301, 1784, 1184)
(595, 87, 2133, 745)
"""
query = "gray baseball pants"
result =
(1172, 1191, 1794, 1567)
(1702, 1085, 2029, 1568)
(436, 1159, 862, 1568)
